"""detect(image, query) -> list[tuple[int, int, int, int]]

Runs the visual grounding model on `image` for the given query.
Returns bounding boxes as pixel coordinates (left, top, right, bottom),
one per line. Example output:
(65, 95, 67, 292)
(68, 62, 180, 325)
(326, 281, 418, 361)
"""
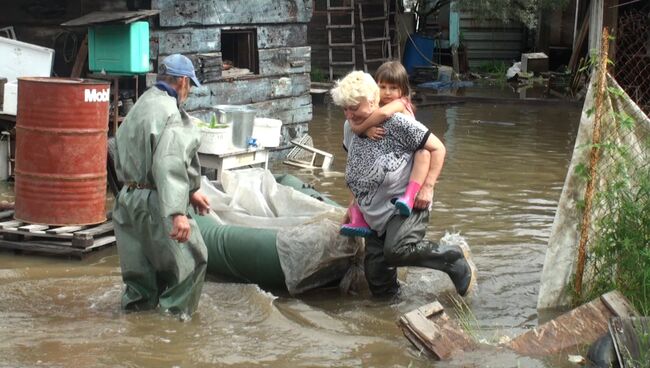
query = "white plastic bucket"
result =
(197, 126, 232, 154)
(252, 118, 282, 148)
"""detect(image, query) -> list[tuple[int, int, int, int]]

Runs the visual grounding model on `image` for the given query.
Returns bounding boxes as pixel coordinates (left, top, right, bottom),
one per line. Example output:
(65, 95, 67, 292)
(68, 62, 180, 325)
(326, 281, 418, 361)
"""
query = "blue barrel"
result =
(403, 33, 435, 75)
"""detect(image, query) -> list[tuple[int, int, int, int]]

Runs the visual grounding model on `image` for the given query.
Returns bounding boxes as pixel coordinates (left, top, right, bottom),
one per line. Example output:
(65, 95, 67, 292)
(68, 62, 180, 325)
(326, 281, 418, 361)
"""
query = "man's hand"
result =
(413, 184, 434, 210)
(190, 192, 211, 215)
(366, 126, 385, 141)
(170, 214, 191, 242)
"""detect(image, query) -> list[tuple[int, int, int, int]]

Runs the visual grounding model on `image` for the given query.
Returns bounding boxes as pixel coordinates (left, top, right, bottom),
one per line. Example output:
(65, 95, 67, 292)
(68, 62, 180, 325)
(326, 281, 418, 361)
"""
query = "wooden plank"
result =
(507, 294, 621, 356)
(190, 94, 312, 127)
(258, 47, 312, 76)
(0, 220, 22, 229)
(46, 226, 86, 235)
(154, 28, 221, 56)
(61, 10, 160, 26)
(83, 235, 117, 252)
(0, 239, 81, 257)
(257, 25, 309, 49)
(74, 221, 114, 239)
(0, 228, 74, 240)
(601, 290, 639, 318)
(418, 301, 445, 317)
(70, 35, 88, 78)
(609, 317, 650, 367)
(184, 73, 310, 110)
(398, 302, 477, 360)
(569, 13, 590, 73)
(404, 309, 441, 341)
(153, 0, 313, 27)
(155, 25, 308, 57)
(17, 224, 49, 232)
(400, 320, 437, 358)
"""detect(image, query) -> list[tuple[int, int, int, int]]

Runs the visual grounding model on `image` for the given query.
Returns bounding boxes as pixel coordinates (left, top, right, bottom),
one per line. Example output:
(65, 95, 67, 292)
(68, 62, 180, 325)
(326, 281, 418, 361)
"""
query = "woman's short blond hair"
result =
(330, 71, 379, 107)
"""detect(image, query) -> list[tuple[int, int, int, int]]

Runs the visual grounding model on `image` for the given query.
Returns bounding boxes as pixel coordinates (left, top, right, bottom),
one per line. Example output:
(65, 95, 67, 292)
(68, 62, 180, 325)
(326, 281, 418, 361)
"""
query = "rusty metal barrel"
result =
(15, 77, 110, 225)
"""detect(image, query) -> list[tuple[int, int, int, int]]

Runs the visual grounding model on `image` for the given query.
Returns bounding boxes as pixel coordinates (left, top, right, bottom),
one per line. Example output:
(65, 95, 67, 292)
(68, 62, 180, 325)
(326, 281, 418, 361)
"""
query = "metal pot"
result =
(213, 105, 256, 148)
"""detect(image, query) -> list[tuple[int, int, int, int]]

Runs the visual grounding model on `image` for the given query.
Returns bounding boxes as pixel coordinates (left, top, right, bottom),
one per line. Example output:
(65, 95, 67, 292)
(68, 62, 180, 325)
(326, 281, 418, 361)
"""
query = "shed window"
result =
(221, 29, 259, 74)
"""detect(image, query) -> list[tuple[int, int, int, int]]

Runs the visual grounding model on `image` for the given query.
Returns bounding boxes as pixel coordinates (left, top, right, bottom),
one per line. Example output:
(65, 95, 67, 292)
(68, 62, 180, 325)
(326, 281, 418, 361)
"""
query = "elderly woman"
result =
(331, 71, 475, 297)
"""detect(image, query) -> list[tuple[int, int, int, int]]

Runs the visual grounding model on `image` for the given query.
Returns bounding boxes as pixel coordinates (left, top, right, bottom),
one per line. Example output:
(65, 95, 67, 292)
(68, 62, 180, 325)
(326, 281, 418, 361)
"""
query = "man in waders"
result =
(113, 54, 210, 317)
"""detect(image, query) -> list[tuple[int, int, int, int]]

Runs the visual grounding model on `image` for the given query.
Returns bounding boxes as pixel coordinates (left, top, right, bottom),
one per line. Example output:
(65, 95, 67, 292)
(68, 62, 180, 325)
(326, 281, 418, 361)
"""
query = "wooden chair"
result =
(283, 135, 334, 170)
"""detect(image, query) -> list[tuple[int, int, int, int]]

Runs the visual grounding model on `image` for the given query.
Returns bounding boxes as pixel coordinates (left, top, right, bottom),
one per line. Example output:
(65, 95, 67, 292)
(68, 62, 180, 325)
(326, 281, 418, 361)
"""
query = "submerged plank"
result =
(398, 301, 476, 360)
(508, 291, 638, 356)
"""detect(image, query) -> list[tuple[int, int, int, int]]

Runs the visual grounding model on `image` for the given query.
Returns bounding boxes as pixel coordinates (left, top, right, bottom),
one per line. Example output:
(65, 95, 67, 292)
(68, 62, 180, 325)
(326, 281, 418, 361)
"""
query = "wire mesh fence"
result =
(538, 26, 650, 311)
(576, 27, 650, 310)
(614, 7, 650, 117)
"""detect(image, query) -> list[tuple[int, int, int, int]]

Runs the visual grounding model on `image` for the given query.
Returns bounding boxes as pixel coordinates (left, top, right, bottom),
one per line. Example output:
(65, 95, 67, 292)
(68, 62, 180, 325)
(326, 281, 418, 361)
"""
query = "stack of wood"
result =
(197, 52, 223, 83)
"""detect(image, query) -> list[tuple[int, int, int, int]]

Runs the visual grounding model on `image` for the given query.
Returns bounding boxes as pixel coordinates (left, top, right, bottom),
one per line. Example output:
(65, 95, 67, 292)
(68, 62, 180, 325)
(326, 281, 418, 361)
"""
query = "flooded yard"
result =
(0, 96, 581, 367)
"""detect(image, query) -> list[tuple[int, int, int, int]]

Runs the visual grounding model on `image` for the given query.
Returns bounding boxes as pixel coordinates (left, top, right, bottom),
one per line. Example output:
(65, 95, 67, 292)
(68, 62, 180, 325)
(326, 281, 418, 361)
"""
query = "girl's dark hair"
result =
(374, 61, 411, 100)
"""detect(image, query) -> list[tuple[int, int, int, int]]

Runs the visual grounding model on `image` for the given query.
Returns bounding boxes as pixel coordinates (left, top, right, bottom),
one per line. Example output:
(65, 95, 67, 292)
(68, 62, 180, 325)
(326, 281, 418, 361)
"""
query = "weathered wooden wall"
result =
(152, 0, 314, 156)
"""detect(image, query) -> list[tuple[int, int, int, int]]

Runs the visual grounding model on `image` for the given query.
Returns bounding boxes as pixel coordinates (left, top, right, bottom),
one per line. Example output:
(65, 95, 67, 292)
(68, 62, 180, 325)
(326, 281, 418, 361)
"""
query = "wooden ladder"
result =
(358, 0, 392, 73)
(327, 0, 356, 81)
(388, 0, 401, 61)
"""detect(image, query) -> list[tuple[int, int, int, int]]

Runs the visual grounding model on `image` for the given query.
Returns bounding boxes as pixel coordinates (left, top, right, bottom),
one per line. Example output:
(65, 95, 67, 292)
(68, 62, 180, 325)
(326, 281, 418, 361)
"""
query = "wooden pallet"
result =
(0, 210, 116, 258)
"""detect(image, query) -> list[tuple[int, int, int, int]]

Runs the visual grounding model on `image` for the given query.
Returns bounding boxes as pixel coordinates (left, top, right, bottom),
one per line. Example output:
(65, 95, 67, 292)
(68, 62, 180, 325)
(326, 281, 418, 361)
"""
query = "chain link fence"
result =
(614, 7, 650, 116)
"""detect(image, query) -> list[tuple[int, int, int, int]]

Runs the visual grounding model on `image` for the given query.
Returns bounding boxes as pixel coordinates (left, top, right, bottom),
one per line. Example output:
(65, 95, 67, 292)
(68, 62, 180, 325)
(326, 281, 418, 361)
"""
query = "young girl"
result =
(341, 61, 431, 237)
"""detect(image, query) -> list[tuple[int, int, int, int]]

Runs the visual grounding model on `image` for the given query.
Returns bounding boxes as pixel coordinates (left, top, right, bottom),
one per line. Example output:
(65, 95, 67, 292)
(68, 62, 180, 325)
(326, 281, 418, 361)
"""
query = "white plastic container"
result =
(198, 126, 232, 154)
(0, 37, 54, 83)
(1, 81, 17, 115)
(252, 118, 282, 148)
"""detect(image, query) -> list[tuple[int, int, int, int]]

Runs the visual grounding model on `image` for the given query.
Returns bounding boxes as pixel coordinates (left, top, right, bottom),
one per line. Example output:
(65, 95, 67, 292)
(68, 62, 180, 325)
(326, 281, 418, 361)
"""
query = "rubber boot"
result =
(387, 242, 474, 296)
(395, 181, 421, 216)
(340, 204, 373, 237)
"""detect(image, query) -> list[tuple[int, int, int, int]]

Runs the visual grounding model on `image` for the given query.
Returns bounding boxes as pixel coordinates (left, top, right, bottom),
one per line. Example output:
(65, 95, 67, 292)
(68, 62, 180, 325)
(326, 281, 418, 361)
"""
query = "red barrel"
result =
(15, 77, 110, 225)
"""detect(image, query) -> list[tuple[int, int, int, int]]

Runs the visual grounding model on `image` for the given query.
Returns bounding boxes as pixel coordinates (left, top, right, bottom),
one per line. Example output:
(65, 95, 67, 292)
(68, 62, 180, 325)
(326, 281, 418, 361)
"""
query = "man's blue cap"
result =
(160, 54, 201, 87)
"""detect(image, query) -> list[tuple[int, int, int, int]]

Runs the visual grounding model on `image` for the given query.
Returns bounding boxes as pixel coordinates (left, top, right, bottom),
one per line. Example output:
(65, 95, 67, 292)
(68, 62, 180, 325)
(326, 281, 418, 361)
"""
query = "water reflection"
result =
(0, 99, 580, 367)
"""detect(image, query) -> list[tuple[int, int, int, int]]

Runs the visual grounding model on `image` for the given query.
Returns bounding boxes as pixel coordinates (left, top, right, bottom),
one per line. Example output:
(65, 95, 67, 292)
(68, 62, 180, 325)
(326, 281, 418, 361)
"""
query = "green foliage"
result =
(475, 60, 509, 76)
(449, 296, 481, 342)
(310, 68, 326, 83)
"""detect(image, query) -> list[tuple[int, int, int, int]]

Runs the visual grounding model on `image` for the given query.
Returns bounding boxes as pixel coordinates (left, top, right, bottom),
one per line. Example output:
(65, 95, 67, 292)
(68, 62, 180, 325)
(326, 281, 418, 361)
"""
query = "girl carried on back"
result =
(341, 61, 431, 237)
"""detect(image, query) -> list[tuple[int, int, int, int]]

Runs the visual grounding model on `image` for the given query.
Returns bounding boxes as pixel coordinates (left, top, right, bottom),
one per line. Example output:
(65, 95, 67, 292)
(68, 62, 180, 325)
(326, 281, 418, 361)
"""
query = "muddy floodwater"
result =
(0, 94, 581, 367)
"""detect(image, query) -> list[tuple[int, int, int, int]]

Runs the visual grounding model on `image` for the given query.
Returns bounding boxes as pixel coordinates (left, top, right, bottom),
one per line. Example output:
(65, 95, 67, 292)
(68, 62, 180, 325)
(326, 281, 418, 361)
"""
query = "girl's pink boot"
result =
(340, 204, 373, 237)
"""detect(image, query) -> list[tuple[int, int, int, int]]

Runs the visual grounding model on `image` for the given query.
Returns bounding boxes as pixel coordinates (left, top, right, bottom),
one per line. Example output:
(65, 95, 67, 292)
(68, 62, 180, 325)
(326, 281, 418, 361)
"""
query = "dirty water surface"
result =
(0, 99, 581, 367)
